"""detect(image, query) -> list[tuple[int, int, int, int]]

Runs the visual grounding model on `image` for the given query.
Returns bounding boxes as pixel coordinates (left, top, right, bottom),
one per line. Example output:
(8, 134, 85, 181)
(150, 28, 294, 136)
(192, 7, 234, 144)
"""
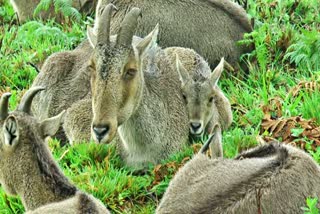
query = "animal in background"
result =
(172, 50, 233, 134)
(96, 0, 253, 70)
(166, 47, 232, 157)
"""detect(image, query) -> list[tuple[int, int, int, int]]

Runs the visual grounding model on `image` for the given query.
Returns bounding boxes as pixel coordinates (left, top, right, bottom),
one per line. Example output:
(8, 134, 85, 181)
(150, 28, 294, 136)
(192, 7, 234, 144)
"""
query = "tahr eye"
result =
(124, 68, 137, 80)
(209, 96, 214, 103)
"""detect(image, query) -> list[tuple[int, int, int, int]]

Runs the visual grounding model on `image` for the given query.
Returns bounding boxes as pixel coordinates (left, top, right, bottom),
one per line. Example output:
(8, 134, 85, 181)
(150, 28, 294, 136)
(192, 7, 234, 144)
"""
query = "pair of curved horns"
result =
(97, 3, 141, 47)
(0, 86, 45, 120)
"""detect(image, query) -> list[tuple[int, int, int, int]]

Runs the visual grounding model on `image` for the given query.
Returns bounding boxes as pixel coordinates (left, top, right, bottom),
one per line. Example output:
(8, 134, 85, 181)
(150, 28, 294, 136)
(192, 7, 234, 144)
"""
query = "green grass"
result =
(1, 0, 320, 213)
(302, 198, 319, 214)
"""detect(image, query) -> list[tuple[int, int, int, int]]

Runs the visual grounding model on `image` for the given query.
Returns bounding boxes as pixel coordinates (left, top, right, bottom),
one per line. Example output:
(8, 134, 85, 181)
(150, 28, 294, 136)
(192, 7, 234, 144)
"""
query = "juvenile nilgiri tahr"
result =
(166, 48, 233, 157)
(174, 54, 232, 135)
(157, 136, 320, 213)
(0, 87, 110, 214)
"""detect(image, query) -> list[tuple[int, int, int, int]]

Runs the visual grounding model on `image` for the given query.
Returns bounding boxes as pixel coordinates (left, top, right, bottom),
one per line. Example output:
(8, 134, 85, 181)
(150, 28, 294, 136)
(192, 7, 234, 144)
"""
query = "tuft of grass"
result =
(300, 91, 320, 124)
(0, 16, 85, 90)
(306, 142, 320, 164)
(302, 197, 319, 214)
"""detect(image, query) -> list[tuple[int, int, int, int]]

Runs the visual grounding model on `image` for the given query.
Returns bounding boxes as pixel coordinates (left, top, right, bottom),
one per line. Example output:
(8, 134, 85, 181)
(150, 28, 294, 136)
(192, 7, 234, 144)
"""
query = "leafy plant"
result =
(302, 197, 319, 214)
(284, 29, 320, 72)
(34, 0, 82, 22)
(306, 142, 320, 164)
(0, 18, 84, 90)
(1, 0, 320, 213)
(300, 91, 320, 124)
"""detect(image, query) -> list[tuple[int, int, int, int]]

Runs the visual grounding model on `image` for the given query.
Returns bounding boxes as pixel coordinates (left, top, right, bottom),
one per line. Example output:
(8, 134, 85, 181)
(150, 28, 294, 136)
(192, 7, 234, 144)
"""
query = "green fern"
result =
(53, 0, 81, 21)
(284, 29, 320, 72)
(237, 23, 269, 72)
(34, 0, 52, 15)
(34, 0, 81, 22)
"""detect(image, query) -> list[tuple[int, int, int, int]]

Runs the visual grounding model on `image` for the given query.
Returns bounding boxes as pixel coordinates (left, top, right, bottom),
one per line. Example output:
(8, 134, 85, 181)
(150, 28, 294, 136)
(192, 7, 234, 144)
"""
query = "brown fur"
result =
(31, 39, 93, 142)
(165, 48, 232, 157)
(0, 89, 109, 213)
(78, 193, 97, 214)
(157, 143, 320, 213)
(100, 0, 253, 69)
(166, 47, 233, 134)
(63, 98, 93, 144)
(32, 4, 190, 168)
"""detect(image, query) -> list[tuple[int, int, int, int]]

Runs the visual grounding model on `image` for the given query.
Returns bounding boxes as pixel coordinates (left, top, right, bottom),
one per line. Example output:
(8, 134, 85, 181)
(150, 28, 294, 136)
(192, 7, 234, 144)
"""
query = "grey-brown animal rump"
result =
(9, 0, 97, 23)
(157, 143, 320, 213)
(31, 39, 93, 142)
(63, 98, 93, 144)
(104, 0, 252, 69)
(0, 88, 110, 213)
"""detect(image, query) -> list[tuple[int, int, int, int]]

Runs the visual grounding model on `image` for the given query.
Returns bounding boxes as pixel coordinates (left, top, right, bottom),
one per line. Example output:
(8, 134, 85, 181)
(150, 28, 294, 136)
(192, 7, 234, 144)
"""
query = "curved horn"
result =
(17, 86, 45, 114)
(97, 3, 117, 46)
(0, 93, 11, 120)
(116, 7, 141, 47)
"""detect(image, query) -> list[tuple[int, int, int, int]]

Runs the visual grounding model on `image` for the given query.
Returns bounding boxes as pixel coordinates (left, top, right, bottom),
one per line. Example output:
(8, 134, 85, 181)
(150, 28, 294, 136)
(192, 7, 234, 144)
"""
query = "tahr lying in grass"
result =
(96, 0, 252, 69)
(33, 2, 217, 168)
(169, 47, 233, 157)
(0, 87, 110, 214)
(157, 128, 320, 213)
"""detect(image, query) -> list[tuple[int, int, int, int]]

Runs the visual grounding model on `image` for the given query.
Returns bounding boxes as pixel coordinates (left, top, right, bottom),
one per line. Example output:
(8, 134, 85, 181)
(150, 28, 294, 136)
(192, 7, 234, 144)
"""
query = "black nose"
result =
(190, 122, 201, 131)
(92, 125, 109, 142)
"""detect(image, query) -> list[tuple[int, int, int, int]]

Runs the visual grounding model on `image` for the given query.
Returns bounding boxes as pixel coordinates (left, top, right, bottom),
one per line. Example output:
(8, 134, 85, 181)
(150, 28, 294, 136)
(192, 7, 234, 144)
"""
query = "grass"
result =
(0, 0, 320, 213)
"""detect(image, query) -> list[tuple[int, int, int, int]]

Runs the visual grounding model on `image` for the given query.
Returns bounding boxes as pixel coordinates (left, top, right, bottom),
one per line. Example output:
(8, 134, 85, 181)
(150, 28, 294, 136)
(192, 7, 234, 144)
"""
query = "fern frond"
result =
(53, 0, 81, 22)
(34, 0, 52, 16)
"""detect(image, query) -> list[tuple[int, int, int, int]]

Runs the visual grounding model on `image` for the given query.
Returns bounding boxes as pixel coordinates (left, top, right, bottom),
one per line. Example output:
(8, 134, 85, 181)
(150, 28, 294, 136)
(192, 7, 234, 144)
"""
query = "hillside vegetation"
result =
(0, 0, 319, 213)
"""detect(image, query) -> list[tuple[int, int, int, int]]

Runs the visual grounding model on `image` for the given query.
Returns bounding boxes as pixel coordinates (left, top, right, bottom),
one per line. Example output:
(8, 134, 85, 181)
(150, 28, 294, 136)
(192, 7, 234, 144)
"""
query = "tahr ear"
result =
(87, 26, 97, 48)
(40, 111, 65, 138)
(176, 54, 190, 85)
(210, 58, 224, 88)
(3, 116, 19, 147)
(135, 24, 159, 57)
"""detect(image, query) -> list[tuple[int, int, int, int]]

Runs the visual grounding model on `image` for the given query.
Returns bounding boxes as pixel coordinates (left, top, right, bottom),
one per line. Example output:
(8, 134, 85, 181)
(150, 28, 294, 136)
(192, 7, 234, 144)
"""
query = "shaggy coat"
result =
(157, 143, 320, 213)
(104, 0, 252, 69)
(0, 88, 110, 213)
